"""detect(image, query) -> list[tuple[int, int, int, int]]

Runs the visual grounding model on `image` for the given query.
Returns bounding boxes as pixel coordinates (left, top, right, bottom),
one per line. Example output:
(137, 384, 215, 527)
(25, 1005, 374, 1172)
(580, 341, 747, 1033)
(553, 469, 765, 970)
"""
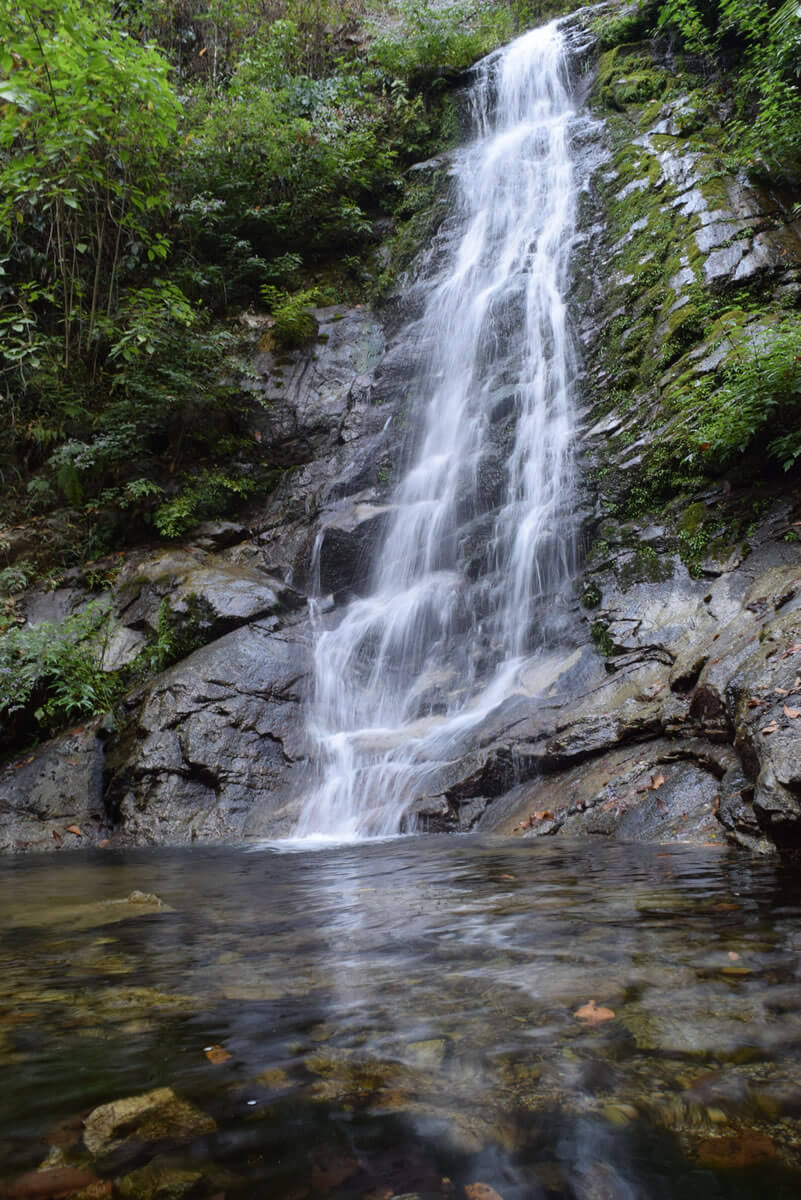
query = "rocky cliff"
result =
(2, 7, 801, 854)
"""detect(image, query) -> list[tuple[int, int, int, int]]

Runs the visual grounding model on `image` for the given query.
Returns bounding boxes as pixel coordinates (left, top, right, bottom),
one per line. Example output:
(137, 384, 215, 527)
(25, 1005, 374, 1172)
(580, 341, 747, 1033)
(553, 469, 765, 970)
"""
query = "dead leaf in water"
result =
(574, 1000, 616, 1026)
(465, 1185, 505, 1200)
(204, 1045, 232, 1064)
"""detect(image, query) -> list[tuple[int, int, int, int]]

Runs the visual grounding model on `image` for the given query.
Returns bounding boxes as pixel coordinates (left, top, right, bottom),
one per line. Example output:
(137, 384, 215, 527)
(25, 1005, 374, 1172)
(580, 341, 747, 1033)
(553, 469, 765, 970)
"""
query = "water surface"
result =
(2, 839, 801, 1198)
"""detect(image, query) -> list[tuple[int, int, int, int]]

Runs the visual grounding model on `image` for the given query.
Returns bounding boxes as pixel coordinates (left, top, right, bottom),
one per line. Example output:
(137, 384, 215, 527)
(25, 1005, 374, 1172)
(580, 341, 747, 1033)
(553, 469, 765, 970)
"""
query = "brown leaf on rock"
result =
(637, 772, 665, 793)
(65, 825, 83, 837)
(465, 1185, 505, 1200)
(573, 999, 616, 1026)
(513, 810, 553, 831)
(781, 643, 801, 659)
(783, 706, 801, 719)
(204, 1045, 232, 1064)
(747, 696, 768, 708)
(761, 720, 779, 735)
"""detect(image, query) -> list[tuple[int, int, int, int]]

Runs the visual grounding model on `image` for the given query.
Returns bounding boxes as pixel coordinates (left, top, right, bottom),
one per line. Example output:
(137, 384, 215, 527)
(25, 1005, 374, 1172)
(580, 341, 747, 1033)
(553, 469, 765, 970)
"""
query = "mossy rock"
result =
(617, 545, 675, 590)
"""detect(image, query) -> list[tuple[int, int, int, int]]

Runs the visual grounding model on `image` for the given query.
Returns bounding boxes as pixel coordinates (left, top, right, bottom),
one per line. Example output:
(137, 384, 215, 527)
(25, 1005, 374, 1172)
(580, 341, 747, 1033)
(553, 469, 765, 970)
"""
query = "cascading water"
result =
(296, 21, 580, 839)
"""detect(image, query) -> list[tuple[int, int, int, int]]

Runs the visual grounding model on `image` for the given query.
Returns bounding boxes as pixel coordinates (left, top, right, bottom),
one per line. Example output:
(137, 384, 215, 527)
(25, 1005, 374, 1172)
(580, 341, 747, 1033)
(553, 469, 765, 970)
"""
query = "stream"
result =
(3, 838, 801, 1198)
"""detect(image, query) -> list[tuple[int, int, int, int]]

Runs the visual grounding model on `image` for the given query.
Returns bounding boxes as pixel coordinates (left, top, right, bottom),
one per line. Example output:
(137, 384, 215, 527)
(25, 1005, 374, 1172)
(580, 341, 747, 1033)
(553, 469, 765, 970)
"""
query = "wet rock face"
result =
(0, 727, 108, 852)
(104, 622, 312, 845)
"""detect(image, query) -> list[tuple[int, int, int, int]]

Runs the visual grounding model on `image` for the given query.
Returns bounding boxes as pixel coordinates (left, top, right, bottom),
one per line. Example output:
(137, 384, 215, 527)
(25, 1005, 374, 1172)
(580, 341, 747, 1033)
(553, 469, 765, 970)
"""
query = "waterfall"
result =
(296, 21, 580, 839)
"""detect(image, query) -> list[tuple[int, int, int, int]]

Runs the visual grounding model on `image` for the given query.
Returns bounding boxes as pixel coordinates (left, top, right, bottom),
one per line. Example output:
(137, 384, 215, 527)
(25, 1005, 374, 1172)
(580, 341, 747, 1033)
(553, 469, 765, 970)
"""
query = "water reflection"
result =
(1, 839, 801, 1198)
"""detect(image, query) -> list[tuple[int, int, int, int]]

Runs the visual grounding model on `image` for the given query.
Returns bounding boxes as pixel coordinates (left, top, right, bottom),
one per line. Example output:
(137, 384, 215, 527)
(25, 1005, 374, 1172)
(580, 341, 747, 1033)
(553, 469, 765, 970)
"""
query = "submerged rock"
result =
(82, 1087, 215, 1161)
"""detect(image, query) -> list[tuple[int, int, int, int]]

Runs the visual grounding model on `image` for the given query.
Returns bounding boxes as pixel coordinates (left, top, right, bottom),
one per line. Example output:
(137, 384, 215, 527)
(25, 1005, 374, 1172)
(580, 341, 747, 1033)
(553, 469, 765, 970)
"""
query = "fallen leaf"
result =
(637, 771, 666, 793)
(784, 706, 801, 719)
(713, 795, 721, 815)
(574, 999, 616, 1026)
(728, 951, 740, 961)
(532, 809, 554, 821)
(775, 687, 790, 697)
(762, 720, 779, 735)
(52, 830, 62, 845)
(499, 874, 516, 880)
(65, 825, 83, 836)
(781, 643, 801, 659)
(747, 696, 768, 708)
(97, 839, 110, 849)
(204, 1045, 232, 1064)
(465, 1185, 505, 1200)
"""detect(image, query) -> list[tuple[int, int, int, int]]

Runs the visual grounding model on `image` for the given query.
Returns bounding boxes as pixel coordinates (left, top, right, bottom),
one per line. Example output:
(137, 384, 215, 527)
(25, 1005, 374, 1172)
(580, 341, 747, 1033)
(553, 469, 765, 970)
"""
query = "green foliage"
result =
(0, 603, 119, 739)
(0, 0, 179, 380)
(369, 0, 515, 79)
(0, 560, 36, 597)
(690, 319, 801, 471)
(591, 620, 615, 656)
(593, 3, 658, 50)
(654, 0, 801, 180)
(261, 285, 327, 348)
(153, 470, 257, 539)
(135, 595, 208, 673)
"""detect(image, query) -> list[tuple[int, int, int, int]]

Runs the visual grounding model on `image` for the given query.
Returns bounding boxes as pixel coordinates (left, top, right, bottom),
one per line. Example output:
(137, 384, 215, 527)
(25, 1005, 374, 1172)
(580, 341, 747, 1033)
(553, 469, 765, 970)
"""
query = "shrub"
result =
(691, 319, 801, 471)
(153, 470, 258, 538)
(0, 603, 119, 741)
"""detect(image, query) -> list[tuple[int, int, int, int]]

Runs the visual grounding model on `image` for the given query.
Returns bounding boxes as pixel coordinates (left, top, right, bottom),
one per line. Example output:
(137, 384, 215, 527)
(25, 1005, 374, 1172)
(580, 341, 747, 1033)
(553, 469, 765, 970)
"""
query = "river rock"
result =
(82, 1087, 215, 1163)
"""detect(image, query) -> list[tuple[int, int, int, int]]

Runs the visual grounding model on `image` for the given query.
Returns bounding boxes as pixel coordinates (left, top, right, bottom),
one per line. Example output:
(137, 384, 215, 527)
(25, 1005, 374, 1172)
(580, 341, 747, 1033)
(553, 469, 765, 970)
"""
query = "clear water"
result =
(4, 841, 801, 1198)
(298, 23, 579, 838)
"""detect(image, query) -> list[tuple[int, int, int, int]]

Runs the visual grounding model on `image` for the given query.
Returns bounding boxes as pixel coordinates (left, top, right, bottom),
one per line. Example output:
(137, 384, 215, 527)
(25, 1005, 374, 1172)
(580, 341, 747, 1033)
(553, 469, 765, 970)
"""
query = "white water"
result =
(296, 22, 579, 838)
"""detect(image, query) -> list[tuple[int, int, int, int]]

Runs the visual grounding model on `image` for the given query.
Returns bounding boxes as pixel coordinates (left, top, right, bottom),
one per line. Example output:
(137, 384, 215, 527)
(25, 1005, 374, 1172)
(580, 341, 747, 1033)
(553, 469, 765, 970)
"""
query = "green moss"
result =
(617, 544, 675, 590)
(677, 501, 708, 535)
